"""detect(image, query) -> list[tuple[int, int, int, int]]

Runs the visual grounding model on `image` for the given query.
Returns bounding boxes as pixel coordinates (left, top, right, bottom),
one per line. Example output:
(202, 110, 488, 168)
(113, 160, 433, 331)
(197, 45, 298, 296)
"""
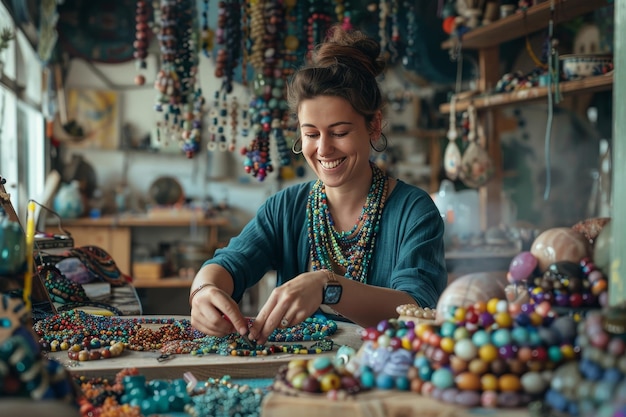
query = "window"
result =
(0, 4, 45, 222)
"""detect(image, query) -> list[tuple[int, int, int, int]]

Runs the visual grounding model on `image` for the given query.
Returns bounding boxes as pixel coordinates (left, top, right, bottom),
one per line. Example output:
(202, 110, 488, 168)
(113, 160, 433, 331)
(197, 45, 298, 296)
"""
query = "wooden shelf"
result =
(439, 73, 613, 113)
(132, 277, 194, 288)
(53, 215, 229, 228)
(441, 0, 611, 50)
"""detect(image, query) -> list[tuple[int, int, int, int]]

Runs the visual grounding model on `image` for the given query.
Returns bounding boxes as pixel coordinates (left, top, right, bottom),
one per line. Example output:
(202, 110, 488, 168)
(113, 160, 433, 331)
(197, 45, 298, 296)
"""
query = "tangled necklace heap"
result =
(307, 162, 389, 283)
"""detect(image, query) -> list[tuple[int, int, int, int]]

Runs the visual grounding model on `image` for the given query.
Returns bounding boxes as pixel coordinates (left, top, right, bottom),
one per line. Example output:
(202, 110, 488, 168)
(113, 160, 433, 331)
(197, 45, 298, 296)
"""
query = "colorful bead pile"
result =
(33, 309, 195, 352)
(353, 298, 580, 408)
(77, 367, 189, 416)
(166, 316, 337, 356)
(186, 375, 266, 417)
(507, 251, 609, 309)
(544, 307, 626, 416)
(35, 311, 337, 359)
(273, 356, 364, 400)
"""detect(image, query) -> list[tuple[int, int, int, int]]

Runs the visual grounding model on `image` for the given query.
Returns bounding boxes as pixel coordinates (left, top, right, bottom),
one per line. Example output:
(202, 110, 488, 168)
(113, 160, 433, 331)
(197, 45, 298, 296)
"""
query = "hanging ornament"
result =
(459, 104, 494, 188)
(443, 95, 462, 180)
(134, 0, 151, 86)
(153, 0, 203, 158)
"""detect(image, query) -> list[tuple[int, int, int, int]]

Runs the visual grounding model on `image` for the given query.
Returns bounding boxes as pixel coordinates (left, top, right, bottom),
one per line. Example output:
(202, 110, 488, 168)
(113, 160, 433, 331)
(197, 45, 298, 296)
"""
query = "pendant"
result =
(444, 95, 461, 180)
(459, 105, 494, 188)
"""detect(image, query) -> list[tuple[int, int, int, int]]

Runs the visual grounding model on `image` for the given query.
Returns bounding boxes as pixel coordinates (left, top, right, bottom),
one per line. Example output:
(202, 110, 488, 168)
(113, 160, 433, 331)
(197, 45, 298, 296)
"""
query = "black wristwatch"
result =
(322, 270, 342, 305)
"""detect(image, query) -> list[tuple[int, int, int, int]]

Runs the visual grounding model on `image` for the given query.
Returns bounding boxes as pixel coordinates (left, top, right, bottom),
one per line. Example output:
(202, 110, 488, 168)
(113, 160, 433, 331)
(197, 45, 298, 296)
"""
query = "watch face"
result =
(323, 284, 342, 305)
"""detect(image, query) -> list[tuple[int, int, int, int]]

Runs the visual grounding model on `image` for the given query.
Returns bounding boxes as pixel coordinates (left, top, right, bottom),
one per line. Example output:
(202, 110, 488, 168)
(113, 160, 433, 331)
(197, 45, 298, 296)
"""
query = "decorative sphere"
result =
(530, 227, 591, 272)
(508, 251, 537, 283)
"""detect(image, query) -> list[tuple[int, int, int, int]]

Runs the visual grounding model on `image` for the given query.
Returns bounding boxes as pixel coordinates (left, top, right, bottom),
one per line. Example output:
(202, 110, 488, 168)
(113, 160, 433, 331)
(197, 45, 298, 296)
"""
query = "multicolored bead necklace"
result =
(308, 162, 389, 283)
(163, 316, 337, 357)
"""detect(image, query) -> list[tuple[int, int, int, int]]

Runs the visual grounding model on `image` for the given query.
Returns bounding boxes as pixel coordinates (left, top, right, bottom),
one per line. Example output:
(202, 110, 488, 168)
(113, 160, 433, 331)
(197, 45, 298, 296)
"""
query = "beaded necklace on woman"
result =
(307, 161, 389, 283)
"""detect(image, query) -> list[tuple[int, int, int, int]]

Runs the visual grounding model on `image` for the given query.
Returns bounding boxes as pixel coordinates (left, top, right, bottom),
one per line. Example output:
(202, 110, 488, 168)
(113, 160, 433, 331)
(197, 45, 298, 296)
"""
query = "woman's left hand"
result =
(248, 270, 326, 345)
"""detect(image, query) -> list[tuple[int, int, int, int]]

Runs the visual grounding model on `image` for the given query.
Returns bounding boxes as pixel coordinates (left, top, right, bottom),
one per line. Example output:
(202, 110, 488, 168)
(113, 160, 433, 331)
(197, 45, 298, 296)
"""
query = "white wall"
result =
(61, 53, 311, 222)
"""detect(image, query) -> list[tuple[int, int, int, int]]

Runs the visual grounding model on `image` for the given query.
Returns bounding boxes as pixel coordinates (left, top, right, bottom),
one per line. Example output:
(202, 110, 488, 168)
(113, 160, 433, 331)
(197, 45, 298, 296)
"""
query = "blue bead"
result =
(395, 376, 410, 391)
(375, 373, 395, 389)
(360, 369, 375, 389)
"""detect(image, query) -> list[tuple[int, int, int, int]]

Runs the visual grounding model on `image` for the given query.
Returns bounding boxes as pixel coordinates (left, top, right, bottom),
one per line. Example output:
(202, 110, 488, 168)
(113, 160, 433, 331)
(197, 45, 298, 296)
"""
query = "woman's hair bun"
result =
(312, 24, 386, 79)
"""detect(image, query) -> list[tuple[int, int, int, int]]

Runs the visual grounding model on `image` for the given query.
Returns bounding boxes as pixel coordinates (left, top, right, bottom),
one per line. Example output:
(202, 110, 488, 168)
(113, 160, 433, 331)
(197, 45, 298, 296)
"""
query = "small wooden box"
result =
(132, 262, 163, 280)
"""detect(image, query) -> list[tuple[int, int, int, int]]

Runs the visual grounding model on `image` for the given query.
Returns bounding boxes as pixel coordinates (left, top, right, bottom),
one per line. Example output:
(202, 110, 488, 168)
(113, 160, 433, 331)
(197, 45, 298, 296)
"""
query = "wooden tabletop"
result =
(46, 317, 363, 381)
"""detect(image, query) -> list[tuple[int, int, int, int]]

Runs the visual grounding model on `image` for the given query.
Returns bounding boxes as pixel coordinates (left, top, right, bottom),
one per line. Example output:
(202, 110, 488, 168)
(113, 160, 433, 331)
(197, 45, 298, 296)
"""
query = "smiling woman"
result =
(190, 23, 447, 348)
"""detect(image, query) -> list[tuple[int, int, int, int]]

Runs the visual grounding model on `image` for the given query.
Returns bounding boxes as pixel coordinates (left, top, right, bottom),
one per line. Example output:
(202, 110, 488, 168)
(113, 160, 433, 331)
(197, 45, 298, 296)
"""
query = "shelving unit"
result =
(440, 73, 613, 113)
(438, 0, 613, 228)
(441, 0, 610, 50)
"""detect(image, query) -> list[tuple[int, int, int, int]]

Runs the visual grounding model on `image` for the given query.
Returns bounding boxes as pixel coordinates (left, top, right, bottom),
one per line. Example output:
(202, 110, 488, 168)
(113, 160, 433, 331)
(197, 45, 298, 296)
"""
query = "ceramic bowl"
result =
(560, 54, 613, 80)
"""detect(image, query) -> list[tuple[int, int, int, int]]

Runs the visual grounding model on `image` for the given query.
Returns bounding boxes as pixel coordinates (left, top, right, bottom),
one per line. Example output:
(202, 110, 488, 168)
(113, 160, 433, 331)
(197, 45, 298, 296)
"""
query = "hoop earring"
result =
(292, 136, 303, 154)
(370, 132, 388, 152)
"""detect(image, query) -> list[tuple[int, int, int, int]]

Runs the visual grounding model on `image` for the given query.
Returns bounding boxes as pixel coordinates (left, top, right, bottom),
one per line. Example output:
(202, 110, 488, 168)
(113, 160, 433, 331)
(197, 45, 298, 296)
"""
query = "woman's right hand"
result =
(189, 283, 249, 337)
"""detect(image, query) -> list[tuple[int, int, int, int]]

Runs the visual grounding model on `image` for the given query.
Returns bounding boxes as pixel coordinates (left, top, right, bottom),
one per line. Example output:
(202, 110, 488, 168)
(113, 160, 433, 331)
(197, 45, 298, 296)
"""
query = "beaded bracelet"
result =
(189, 283, 217, 306)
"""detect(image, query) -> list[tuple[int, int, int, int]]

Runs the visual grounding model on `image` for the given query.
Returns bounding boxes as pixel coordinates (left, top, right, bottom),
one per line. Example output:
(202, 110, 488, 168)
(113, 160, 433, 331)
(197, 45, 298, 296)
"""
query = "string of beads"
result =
(35, 311, 337, 358)
(308, 162, 389, 282)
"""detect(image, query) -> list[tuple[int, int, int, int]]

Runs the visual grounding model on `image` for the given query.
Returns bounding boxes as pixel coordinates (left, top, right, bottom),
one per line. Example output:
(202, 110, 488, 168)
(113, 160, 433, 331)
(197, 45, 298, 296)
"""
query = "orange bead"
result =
(498, 374, 522, 392)
(455, 372, 482, 391)
(428, 333, 442, 347)
(473, 300, 487, 314)
(517, 346, 533, 362)
(592, 279, 607, 296)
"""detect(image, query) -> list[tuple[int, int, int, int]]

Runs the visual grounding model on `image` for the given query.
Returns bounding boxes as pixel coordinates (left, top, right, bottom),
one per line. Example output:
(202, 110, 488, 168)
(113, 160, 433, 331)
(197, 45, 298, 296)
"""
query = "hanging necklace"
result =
(307, 162, 389, 283)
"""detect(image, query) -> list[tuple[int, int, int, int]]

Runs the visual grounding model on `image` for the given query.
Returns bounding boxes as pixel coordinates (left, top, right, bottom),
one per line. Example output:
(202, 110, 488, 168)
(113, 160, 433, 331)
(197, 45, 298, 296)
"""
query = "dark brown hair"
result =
(287, 24, 386, 128)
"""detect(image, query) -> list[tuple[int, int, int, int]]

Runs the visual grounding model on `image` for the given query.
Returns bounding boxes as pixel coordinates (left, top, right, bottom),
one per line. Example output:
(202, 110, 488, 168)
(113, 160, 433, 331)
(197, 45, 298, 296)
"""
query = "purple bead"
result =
(478, 312, 495, 328)
(498, 344, 517, 359)
(508, 251, 538, 283)
(377, 320, 390, 333)
(555, 292, 570, 307)
(520, 303, 535, 313)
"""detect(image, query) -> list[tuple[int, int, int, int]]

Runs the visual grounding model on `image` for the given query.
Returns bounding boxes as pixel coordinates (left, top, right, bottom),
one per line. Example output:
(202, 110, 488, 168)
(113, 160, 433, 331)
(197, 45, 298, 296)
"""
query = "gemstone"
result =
(508, 251, 538, 282)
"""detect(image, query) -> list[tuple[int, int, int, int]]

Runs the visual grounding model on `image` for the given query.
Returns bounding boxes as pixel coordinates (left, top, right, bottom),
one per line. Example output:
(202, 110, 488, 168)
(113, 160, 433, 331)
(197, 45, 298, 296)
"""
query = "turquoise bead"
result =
(360, 368, 375, 389)
(375, 373, 395, 389)
(471, 329, 490, 347)
(491, 328, 512, 347)
(548, 345, 563, 362)
(395, 376, 410, 391)
(511, 326, 530, 345)
(418, 364, 433, 381)
(431, 368, 455, 389)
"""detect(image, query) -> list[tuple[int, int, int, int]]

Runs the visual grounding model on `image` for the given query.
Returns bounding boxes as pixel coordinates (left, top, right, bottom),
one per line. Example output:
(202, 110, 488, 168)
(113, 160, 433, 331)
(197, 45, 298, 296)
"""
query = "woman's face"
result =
(298, 95, 380, 188)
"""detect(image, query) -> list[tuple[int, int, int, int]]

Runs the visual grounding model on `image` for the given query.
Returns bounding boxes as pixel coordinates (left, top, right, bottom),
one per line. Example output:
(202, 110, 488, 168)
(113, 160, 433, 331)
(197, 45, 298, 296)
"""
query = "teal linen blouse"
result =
(204, 179, 447, 308)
